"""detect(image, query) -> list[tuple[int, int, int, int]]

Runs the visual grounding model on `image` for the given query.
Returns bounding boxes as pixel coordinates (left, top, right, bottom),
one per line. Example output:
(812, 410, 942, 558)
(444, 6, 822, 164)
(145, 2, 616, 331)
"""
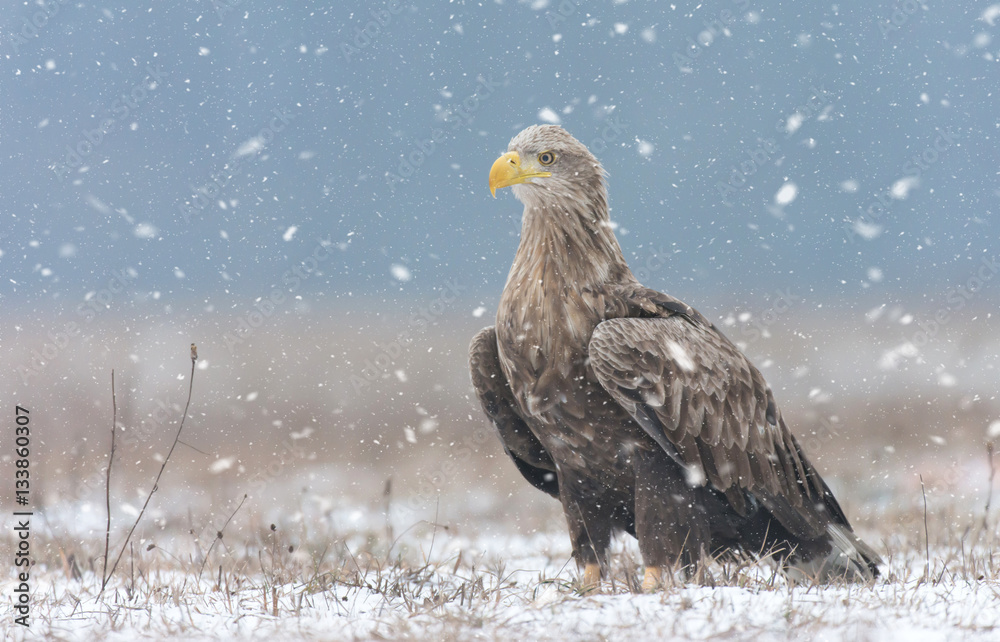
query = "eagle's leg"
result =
(634, 445, 709, 587)
(558, 469, 614, 592)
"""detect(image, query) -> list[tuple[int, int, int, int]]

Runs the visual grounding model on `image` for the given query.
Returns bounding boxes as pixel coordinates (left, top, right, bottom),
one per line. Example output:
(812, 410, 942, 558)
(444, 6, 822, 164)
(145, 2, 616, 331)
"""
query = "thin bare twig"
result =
(383, 477, 394, 546)
(984, 442, 996, 539)
(103, 344, 199, 592)
(198, 493, 248, 579)
(101, 370, 118, 591)
(920, 474, 930, 581)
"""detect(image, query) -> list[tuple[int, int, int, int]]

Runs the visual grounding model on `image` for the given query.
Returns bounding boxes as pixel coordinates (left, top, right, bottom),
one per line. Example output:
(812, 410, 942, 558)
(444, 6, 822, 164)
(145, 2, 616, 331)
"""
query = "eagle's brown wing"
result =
(588, 287, 851, 539)
(470, 327, 559, 497)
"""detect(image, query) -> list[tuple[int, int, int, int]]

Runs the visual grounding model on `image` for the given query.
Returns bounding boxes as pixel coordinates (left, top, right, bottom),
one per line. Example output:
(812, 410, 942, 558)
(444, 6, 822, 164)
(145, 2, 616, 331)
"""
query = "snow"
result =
(209, 457, 236, 473)
(878, 341, 920, 370)
(538, 107, 562, 125)
(784, 112, 804, 136)
(667, 340, 695, 371)
(235, 137, 265, 158)
(774, 181, 798, 206)
(852, 219, 883, 241)
(391, 264, 412, 282)
(937, 373, 957, 388)
(5, 522, 1000, 642)
(133, 223, 158, 239)
(982, 4, 1000, 26)
(891, 176, 919, 200)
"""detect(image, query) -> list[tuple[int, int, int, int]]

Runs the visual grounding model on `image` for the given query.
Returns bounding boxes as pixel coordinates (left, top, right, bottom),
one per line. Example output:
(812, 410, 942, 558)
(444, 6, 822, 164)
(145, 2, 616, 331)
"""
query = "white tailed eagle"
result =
(469, 125, 880, 591)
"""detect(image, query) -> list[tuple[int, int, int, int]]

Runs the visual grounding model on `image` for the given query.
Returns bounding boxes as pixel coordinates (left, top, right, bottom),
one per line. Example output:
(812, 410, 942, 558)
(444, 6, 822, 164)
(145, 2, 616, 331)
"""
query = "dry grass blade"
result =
(101, 369, 118, 592)
(920, 474, 930, 582)
(103, 345, 199, 592)
(984, 442, 996, 539)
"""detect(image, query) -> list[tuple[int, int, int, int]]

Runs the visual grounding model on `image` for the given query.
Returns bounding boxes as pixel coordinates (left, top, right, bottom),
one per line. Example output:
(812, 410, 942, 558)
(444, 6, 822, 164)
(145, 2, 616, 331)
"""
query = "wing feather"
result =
(588, 313, 803, 505)
(470, 327, 559, 497)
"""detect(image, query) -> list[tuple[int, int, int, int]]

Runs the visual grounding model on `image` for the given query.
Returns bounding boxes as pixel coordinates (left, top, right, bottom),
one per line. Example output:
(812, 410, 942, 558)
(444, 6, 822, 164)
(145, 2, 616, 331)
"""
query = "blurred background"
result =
(1, 1, 998, 552)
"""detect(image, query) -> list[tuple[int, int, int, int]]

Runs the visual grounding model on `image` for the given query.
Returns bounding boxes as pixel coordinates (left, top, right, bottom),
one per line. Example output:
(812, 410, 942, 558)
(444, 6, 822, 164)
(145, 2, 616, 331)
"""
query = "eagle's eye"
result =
(538, 151, 556, 166)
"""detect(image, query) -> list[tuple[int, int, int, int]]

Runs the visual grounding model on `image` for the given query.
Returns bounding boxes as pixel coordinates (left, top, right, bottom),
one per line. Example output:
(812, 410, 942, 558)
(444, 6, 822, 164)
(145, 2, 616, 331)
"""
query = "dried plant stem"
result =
(198, 493, 248, 579)
(920, 474, 930, 581)
(983, 442, 996, 541)
(103, 346, 198, 592)
(383, 477, 394, 546)
(101, 370, 118, 591)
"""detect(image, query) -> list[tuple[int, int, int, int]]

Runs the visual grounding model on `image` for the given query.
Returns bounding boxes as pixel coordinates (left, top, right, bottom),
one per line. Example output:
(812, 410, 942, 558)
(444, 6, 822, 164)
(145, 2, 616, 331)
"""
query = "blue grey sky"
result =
(2, 1, 997, 318)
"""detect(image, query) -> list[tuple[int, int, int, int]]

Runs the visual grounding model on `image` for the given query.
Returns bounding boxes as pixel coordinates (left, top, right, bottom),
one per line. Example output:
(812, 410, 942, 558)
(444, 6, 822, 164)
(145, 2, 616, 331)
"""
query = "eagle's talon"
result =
(641, 566, 663, 592)
(581, 563, 602, 594)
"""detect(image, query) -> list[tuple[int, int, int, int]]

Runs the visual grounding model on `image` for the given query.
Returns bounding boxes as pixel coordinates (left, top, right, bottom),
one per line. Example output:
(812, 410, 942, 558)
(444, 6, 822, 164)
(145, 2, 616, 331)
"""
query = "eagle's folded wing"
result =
(589, 314, 832, 535)
(470, 326, 559, 497)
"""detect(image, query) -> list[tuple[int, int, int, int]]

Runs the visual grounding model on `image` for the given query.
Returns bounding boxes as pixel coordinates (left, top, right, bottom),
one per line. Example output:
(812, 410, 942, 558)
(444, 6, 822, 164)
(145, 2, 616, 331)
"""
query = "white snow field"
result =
(3, 485, 999, 641)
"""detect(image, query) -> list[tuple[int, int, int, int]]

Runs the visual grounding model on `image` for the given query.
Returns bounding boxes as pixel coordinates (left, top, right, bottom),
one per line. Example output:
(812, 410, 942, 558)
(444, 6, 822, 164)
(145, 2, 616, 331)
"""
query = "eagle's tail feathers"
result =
(785, 524, 881, 582)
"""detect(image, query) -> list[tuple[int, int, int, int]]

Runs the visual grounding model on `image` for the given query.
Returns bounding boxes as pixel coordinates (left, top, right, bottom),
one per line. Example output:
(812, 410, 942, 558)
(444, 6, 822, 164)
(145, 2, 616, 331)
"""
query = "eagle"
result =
(469, 125, 880, 591)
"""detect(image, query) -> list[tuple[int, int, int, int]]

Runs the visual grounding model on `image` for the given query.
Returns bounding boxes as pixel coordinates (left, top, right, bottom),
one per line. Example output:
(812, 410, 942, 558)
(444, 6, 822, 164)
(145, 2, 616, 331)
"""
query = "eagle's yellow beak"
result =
(489, 151, 551, 198)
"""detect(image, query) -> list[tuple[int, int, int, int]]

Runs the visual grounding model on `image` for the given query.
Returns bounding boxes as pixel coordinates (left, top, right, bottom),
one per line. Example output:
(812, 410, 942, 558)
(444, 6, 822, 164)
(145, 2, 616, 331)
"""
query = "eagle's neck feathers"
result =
(498, 182, 634, 365)
(508, 183, 630, 293)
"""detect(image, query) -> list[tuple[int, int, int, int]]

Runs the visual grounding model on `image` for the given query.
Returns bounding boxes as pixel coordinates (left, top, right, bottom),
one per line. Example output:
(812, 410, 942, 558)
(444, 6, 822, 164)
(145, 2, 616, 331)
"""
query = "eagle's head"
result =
(489, 125, 608, 213)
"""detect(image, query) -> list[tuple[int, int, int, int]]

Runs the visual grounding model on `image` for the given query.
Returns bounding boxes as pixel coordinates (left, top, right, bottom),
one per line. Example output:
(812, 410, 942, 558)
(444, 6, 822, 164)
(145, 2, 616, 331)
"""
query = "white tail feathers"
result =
(786, 524, 882, 582)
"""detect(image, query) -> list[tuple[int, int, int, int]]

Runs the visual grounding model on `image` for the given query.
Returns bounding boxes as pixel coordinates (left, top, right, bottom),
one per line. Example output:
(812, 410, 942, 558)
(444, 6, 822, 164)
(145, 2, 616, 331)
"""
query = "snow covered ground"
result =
(4, 492, 999, 641)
